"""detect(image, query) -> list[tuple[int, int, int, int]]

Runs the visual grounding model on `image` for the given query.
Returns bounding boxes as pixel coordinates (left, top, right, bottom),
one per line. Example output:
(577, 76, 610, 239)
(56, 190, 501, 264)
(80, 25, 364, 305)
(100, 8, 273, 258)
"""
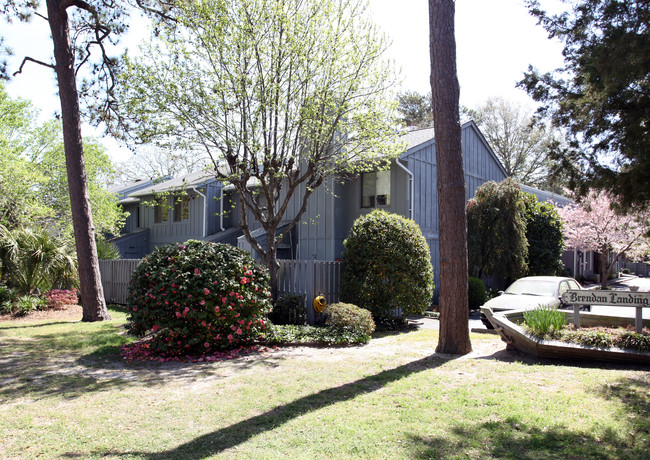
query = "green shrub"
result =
(563, 330, 613, 348)
(523, 304, 565, 337)
(325, 302, 375, 337)
(265, 323, 372, 345)
(615, 331, 650, 351)
(96, 237, 121, 260)
(340, 210, 434, 324)
(468, 277, 487, 310)
(0, 225, 77, 295)
(126, 240, 272, 356)
(269, 292, 306, 325)
(12, 295, 47, 316)
(0, 284, 13, 312)
(621, 268, 631, 275)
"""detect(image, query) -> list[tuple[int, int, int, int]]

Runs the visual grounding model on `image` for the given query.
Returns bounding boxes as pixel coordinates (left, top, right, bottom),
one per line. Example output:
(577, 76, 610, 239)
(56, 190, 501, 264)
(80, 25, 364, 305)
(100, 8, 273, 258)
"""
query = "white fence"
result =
(98, 259, 341, 322)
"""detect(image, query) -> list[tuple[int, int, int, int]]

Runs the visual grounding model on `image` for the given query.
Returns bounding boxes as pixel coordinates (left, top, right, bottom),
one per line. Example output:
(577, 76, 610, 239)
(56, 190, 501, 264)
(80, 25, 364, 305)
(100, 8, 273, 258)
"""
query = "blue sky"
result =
(3, 0, 566, 161)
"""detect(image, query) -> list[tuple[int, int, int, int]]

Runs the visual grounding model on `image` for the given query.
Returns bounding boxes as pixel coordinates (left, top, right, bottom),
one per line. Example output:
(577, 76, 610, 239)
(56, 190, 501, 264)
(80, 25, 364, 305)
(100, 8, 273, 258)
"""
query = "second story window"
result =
(361, 170, 391, 208)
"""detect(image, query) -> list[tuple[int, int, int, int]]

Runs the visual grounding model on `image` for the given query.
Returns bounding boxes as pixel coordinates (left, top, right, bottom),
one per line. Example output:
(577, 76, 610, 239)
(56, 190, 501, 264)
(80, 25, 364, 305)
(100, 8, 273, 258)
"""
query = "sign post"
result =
(561, 290, 650, 332)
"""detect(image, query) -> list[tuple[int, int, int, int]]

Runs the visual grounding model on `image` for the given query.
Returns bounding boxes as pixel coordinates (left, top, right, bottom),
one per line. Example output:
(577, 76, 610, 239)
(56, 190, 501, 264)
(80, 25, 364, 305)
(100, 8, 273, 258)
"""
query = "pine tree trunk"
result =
(429, 0, 471, 355)
(47, 0, 110, 321)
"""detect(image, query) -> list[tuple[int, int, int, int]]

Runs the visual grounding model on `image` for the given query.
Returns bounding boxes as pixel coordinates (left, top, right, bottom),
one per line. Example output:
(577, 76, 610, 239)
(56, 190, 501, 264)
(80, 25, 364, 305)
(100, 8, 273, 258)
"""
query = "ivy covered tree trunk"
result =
(429, 0, 471, 355)
(47, 0, 110, 321)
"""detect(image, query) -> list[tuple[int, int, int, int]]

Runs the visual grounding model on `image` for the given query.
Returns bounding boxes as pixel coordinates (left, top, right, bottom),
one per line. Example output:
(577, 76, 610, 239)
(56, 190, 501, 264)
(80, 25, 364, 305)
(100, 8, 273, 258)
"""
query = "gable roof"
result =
(400, 121, 509, 178)
(129, 170, 219, 197)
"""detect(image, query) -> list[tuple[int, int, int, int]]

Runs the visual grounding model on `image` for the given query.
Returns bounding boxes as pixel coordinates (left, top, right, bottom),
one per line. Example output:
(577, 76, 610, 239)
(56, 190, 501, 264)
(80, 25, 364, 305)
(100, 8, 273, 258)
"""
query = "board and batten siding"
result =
(139, 189, 207, 251)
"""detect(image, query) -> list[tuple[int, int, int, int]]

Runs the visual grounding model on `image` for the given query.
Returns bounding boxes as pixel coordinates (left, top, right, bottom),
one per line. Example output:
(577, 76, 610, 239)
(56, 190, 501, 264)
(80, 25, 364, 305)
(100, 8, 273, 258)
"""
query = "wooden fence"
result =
(98, 259, 341, 322)
(98, 259, 141, 305)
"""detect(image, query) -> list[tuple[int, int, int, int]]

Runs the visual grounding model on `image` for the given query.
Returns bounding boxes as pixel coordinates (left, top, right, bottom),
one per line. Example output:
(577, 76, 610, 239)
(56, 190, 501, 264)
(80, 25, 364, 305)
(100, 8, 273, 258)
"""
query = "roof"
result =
(520, 184, 573, 206)
(400, 126, 436, 151)
(107, 179, 159, 201)
(129, 170, 219, 197)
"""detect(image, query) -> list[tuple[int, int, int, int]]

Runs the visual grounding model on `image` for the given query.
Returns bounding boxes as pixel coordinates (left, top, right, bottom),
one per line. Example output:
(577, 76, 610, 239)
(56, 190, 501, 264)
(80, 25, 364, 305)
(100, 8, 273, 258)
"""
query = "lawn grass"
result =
(1, 308, 649, 459)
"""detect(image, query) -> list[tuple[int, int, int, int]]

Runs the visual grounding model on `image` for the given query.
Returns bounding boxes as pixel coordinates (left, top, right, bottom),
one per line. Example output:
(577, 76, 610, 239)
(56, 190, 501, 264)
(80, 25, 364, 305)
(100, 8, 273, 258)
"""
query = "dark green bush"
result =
(269, 292, 306, 325)
(324, 302, 375, 337)
(621, 268, 631, 275)
(615, 331, 650, 351)
(0, 284, 13, 312)
(468, 277, 487, 310)
(126, 240, 272, 356)
(340, 210, 434, 324)
(563, 330, 613, 349)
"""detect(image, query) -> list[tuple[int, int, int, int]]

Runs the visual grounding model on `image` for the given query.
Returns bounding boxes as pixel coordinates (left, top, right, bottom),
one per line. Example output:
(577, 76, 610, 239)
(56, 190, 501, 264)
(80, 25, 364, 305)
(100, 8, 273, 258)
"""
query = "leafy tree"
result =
(520, 0, 650, 210)
(340, 210, 434, 324)
(0, 85, 52, 228)
(396, 90, 433, 128)
(466, 97, 565, 191)
(467, 179, 528, 282)
(117, 0, 401, 297)
(1, 0, 175, 320)
(0, 84, 125, 237)
(556, 190, 650, 288)
(522, 192, 565, 276)
(429, 0, 471, 354)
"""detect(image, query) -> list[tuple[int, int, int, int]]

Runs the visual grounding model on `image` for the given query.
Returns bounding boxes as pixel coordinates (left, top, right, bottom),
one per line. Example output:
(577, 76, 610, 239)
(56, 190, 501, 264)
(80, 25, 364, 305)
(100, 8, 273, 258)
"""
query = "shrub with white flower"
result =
(126, 240, 271, 356)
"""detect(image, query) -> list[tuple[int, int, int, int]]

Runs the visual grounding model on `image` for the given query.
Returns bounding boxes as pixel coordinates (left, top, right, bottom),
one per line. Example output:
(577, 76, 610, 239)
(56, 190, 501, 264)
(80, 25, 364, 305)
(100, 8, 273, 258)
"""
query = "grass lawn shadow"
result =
(61, 353, 452, 459)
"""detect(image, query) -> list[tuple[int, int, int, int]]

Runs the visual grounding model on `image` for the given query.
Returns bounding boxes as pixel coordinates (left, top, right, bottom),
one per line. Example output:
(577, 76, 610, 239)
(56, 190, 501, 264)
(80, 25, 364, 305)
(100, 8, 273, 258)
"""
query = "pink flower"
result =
(227, 334, 233, 342)
(214, 307, 220, 313)
(236, 328, 242, 335)
(176, 312, 181, 318)
(194, 268, 201, 275)
(204, 288, 210, 295)
(240, 277, 249, 284)
(200, 300, 205, 305)
(239, 320, 245, 325)
(183, 307, 190, 314)
(204, 342, 210, 348)
(152, 325, 159, 331)
(229, 291, 235, 297)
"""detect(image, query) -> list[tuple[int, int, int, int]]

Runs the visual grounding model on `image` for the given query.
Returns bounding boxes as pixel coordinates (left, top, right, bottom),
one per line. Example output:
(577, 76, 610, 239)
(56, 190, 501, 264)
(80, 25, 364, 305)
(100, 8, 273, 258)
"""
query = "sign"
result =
(561, 289, 650, 307)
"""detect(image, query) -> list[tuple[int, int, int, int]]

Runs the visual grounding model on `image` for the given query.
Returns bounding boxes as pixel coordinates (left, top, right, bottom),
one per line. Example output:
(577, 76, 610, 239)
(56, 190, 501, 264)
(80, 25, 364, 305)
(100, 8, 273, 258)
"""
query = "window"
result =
(361, 170, 391, 208)
(154, 200, 169, 223)
(173, 195, 190, 222)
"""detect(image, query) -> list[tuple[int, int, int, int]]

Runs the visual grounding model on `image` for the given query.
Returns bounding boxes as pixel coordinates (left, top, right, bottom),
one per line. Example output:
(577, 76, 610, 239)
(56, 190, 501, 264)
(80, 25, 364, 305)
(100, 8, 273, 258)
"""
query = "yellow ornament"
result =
(313, 296, 327, 313)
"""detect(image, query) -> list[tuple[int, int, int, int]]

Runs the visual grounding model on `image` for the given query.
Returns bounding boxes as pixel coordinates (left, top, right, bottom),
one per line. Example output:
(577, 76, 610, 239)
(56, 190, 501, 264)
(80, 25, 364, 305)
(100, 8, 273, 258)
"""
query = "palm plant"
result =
(0, 225, 78, 295)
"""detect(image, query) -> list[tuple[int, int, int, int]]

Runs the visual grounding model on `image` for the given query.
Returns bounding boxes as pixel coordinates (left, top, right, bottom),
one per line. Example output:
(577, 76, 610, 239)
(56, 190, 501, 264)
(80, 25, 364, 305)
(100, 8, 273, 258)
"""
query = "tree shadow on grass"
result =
(403, 376, 649, 459)
(404, 419, 643, 459)
(60, 353, 450, 459)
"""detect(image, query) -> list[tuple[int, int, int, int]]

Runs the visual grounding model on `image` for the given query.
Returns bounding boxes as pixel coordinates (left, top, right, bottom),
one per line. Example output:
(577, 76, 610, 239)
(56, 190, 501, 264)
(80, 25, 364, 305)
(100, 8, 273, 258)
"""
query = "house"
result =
(110, 121, 575, 298)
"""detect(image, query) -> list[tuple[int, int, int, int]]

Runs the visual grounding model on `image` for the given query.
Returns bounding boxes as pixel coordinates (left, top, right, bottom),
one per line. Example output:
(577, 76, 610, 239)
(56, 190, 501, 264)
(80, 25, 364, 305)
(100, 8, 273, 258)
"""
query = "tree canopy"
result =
(520, 0, 650, 210)
(396, 90, 433, 129)
(466, 97, 565, 192)
(0, 83, 125, 236)
(556, 190, 650, 288)
(117, 0, 402, 295)
(467, 179, 529, 283)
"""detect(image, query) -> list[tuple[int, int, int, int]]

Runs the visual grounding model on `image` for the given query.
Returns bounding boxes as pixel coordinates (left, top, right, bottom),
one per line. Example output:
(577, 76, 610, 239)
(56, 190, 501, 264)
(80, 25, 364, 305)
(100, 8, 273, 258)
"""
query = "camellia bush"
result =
(340, 210, 434, 322)
(126, 240, 271, 356)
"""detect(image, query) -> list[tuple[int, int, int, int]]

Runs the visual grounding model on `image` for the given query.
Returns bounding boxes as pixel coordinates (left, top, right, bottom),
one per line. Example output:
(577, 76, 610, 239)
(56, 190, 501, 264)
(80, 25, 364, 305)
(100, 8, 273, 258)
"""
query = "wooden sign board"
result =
(561, 289, 649, 332)
(561, 289, 650, 307)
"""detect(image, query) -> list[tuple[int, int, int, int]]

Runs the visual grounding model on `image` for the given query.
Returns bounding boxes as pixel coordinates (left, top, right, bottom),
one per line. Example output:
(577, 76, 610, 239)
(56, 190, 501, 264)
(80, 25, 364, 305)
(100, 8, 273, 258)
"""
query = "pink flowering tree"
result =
(557, 191, 650, 288)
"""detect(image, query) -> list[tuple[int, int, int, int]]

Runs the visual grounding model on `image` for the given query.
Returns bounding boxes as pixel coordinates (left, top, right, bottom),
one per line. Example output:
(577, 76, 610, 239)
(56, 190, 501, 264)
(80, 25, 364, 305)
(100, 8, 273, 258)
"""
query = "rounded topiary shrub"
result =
(126, 240, 271, 356)
(340, 210, 434, 322)
(468, 277, 487, 310)
(324, 302, 375, 337)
